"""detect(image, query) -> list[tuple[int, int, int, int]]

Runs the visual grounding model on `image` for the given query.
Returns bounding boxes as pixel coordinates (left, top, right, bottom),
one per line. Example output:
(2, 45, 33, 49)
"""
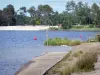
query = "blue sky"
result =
(0, 0, 100, 13)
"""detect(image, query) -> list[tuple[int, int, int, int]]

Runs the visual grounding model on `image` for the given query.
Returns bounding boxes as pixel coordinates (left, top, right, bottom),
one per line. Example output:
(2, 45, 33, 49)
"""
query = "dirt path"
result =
(16, 52, 66, 75)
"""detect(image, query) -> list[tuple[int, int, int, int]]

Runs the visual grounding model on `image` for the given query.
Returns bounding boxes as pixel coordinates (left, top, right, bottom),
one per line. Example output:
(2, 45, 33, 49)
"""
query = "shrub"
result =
(68, 40, 81, 46)
(49, 27, 59, 30)
(60, 65, 71, 75)
(62, 51, 72, 61)
(68, 57, 73, 61)
(75, 52, 97, 72)
(72, 25, 85, 29)
(35, 20, 40, 25)
(89, 24, 95, 28)
(44, 38, 81, 46)
(44, 38, 57, 46)
(96, 34, 100, 42)
(62, 21, 72, 29)
(72, 52, 80, 57)
(78, 51, 83, 54)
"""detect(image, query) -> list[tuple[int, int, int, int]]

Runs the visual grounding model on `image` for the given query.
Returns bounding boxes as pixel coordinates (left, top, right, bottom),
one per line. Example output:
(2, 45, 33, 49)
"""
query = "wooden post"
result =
(46, 29, 48, 46)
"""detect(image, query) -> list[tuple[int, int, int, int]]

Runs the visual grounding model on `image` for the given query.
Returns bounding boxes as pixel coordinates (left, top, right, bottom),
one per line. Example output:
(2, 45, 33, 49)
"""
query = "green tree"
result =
(19, 7, 27, 25)
(28, 6, 36, 25)
(38, 5, 53, 25)
(91, 3, 100, 26)
(3, 4, 16, 26)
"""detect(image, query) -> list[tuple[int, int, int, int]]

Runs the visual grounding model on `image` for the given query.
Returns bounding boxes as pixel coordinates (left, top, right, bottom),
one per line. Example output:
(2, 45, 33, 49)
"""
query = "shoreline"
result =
(15, 51, 49, 75)
(0, 26, 100, 31)
(15, 52, 66, 75)
(0, 26, 58, 31)
(15, 61, 34, 75)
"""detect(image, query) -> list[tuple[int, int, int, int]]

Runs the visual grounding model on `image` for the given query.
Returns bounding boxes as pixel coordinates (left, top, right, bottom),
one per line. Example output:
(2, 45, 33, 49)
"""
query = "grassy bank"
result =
(69, 28, 100, 31)
(69, 25, 100, 31)
(44, 43, 100, 75)
(44, 38, 81, 46)
(49, 25, 100, 31)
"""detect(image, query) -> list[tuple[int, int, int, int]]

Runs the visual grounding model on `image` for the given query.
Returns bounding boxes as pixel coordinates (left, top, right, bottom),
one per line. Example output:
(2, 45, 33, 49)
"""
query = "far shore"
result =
(0, 25, 100, 31)
(0, 25, 58, 31)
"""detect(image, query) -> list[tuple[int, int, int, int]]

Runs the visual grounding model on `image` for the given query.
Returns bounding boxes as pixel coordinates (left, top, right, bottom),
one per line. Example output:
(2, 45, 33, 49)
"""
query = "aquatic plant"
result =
(44, 37, 81, 46)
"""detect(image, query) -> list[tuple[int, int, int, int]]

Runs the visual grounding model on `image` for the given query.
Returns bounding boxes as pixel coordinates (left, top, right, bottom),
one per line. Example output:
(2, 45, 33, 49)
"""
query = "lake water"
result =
(0, 30, 99, 75)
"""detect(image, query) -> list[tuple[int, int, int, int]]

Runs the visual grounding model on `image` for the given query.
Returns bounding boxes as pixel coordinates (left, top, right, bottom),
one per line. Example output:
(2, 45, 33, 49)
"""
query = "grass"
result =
(69, 25, 100, 31)
(61, 51, 97, 75)
(44, 50, 98, 75)
(74, 52, 98, 72)
(72, 51, 83, 57)
(44, 37, 81, 46)
(60, 65, 71, 75)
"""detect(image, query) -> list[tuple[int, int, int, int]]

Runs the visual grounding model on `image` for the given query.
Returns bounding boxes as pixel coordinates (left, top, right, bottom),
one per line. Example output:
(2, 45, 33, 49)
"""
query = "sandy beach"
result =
(0, 26, 58, 31)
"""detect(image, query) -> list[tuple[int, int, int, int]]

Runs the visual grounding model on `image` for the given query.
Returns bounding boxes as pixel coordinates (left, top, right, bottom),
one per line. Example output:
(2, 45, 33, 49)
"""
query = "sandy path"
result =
(15, 52, 66, 75)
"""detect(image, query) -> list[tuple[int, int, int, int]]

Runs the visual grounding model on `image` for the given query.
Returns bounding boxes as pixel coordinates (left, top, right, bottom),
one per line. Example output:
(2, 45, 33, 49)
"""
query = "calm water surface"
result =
(0, 30, 99, 75)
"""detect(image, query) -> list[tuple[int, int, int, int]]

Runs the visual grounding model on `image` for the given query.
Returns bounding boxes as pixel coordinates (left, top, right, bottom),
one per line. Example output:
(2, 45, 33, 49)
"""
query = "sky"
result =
(0, 0, 100, 13)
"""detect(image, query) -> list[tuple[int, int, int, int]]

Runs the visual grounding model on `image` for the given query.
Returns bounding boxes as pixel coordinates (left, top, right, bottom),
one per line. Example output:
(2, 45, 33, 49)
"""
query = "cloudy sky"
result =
(0, 0, 100, 13)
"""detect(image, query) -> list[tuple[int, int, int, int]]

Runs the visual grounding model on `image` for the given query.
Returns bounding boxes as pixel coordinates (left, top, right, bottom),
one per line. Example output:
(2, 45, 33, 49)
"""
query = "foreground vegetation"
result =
(44, 45, 99, 75)
(44, 38, 81, 46)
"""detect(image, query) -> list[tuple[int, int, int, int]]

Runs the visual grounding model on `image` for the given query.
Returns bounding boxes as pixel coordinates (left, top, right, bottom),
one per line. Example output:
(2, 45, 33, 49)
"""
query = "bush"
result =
(89, 24, 95, 28)
(35, 20, 40, 25)
(75, 52, 97, 72)
(60, 66, 71, 75)
(49, 27, 59, 30)
(44, 38, 57, 46)
(68, 40, 81, 46)
(96, 34, 100, 42)
(72, 52, 80, 57)
(72, 25, 85, 29)
(62, 21, 72, 29)
(44, 38, 81, 46)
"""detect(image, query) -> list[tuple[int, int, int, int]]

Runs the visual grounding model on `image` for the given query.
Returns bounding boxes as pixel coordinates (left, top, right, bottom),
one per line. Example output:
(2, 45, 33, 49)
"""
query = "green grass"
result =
(68, 25, 100, 31)
(69, 28, 100, 31)
(44, 37, 81, 46)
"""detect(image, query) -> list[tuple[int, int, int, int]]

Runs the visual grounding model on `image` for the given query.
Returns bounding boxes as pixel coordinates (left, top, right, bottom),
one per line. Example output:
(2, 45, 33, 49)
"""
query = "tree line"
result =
(0, 1, 100, 29)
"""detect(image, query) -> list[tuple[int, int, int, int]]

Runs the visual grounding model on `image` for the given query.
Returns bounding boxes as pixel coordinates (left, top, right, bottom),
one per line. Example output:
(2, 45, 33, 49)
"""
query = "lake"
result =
(0, 30, 99, 75)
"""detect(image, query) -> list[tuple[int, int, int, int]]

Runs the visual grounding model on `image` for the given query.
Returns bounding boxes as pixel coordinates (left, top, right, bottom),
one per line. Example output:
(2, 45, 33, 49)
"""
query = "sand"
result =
(0, 26, 59, 31)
